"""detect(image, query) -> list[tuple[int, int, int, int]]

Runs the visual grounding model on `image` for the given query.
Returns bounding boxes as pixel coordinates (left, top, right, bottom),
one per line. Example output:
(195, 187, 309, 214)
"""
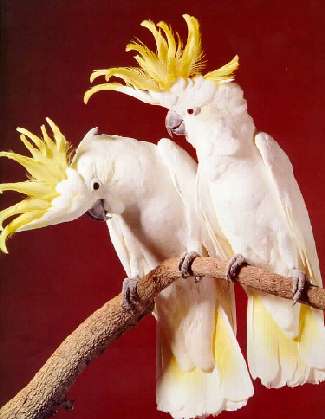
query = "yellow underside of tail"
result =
(248, 294, 325, 387)
(161, 306, 237, 379)
(157, 306, 253, 418)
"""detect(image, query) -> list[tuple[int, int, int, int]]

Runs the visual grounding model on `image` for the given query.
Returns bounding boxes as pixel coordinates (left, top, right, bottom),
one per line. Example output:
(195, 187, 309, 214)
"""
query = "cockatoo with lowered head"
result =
(85, 14, 325, 388)
(0, 118, 253, 418)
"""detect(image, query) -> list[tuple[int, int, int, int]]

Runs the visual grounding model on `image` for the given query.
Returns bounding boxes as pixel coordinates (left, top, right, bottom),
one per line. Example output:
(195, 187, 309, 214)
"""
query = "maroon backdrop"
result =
(1, 1, 325, 418)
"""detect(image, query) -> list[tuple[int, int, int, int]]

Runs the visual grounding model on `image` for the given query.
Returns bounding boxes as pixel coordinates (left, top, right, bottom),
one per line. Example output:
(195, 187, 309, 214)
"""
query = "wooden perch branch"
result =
(1, 256, 325, 419)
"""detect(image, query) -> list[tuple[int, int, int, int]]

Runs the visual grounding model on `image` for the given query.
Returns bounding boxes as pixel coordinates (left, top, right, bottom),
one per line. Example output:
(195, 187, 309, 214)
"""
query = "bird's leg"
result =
(122, 276, 154, 319)
(122, 276, 146, 313)
(291, 269, 307, 304)
(122, 276, 155, 318)
(178, 251, 201, 282)
(226, 254, 247, 282)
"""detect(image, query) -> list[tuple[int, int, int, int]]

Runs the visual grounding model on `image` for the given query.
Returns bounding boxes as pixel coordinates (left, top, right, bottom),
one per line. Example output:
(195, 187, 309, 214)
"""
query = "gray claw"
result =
(292, 270, 307, 304)
(227, 254, 247, 282)
(122, 276, 141, 312)
(178, 251, 200, 279)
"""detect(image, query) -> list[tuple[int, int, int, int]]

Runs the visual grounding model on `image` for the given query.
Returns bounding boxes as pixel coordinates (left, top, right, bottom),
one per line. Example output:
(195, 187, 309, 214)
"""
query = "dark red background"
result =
(1, 1, 325, 418)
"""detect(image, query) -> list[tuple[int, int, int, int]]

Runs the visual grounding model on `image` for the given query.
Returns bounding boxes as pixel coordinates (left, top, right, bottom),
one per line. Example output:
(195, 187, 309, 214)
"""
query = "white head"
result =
(0, 120, 117, 253)
(84, 14, 254, 156)
(165, 78, 255, 156)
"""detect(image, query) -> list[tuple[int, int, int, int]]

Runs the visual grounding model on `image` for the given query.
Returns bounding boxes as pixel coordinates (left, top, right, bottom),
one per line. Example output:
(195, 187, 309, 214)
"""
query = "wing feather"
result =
(157, 138, 203, 253)
(156, 138, 197, 205)
(255, 132, 322, 286)
(107, 214, 157, 278)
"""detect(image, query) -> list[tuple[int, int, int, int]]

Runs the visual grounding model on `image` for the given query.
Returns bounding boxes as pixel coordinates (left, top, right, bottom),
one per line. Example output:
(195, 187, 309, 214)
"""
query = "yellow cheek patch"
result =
(0, 118, 73, 253)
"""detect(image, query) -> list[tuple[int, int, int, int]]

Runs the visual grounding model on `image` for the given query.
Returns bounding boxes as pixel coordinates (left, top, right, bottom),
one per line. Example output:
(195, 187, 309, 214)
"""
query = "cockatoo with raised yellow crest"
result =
(85, 13, 325, 389)
(0, 118, 253, 418)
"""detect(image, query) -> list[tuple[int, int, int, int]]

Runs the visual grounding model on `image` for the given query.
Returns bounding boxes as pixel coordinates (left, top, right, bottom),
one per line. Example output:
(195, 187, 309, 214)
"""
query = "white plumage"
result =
(164, 79, 325, 388)
(84, 134, 253, 417)
(80, 9, 325, 409)
(76, 132, 253, 417)
(0, 124, 253, 418)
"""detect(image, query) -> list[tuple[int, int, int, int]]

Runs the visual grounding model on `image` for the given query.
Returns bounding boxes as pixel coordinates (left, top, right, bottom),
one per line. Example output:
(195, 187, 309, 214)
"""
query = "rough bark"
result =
(1, 256, 325, 419)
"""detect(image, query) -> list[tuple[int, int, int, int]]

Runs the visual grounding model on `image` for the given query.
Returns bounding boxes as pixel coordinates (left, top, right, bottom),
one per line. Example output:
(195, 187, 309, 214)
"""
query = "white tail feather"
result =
(248, 293, 325, 388)
(156, 283, 253, 419)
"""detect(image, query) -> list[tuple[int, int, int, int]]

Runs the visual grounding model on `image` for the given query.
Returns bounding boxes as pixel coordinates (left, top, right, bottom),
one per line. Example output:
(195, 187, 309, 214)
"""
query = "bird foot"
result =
(122, 276, 147, 313)
(226, 254, 247, 282)
(292, 269, 307, 304)
(178, 251, 201, 282)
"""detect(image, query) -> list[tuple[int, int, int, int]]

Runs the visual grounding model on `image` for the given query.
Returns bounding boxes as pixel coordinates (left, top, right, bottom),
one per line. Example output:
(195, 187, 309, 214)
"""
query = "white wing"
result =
(156, 138, 197, 207)
(255, 132, 322, 286)
(155, 141, 253, 416)
(107, 214, 159, 278)
(156, 138, 201, 253)
(196, 166, 233, 260)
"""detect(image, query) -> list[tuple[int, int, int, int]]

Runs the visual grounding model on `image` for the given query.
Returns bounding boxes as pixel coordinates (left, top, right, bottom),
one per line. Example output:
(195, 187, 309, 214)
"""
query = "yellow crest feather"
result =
(0, 118, 73, 253)
(204, 55, 239, 83)
(84, 14, 239, 103)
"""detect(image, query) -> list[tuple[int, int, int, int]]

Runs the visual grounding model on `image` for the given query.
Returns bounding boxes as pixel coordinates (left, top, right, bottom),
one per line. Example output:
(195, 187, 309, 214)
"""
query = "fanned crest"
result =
(0, 118, 72, 253)
(84, 14, 239, 103)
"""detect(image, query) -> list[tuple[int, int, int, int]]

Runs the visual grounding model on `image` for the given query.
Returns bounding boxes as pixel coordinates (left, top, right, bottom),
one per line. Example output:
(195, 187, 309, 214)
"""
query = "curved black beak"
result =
(165, 110, 186, 136)
(87, 199, 110, 221)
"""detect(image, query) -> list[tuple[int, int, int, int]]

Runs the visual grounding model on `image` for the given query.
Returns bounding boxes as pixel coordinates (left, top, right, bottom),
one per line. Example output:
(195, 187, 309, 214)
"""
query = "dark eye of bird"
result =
(93, 182, 100, 191)
(187, 108, 194, 115)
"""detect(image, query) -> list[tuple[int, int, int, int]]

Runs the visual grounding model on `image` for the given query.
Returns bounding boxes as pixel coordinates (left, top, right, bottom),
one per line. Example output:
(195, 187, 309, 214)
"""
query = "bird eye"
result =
(187, 107, 201, 116)
(92, 181, 100, 191)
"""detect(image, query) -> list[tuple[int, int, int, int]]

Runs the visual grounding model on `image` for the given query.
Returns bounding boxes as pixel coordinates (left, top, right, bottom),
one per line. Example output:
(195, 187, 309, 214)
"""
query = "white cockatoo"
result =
(85, 14, 325, 388)
(0, 118, 253, 418)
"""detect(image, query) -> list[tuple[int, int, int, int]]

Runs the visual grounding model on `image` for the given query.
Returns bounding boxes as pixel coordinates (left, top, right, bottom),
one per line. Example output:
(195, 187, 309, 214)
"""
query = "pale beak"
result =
(165, 110, 187, 136)
(87, 199, 111, 221)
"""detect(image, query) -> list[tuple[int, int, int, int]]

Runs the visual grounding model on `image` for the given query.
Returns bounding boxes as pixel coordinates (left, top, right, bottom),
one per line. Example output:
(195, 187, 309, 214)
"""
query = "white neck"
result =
(189, 108, 258, 182)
